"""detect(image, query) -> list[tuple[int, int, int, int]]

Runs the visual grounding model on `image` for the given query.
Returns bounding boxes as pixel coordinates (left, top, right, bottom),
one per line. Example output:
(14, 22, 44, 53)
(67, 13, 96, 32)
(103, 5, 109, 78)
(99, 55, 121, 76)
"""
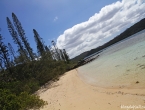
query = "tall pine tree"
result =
(45, 46, 52, 60)
(12, 13, 34, 60)
(0, 34, 12, 74)
(8, 43, 16, 61)
(0, 58, 3, 71)
(63, 49, 69, 63)
(51, 40, 61, 60)
(6, 17, 28, 60)
(33, 29, 45, 56)
(49, 45, 55, 60)
(59, 49, 65, 61)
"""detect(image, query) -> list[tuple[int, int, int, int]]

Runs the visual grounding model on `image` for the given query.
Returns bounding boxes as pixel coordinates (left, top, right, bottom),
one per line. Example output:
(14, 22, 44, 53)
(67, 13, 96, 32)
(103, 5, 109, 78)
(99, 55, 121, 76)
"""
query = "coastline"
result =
(77, 32, 145, 89)
(39, 69, 145, 110)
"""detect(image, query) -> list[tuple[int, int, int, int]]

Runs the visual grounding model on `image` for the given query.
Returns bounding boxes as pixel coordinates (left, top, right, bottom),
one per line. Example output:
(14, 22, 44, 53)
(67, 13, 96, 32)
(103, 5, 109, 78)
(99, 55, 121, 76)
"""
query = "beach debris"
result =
(136, 81, 139, 84)
(115, 65, 120, 67)
(126, 69, 130, 72)
(108, 103, 111, 105)
(137, 64, 145, 69)
(134, 57, 138, 60)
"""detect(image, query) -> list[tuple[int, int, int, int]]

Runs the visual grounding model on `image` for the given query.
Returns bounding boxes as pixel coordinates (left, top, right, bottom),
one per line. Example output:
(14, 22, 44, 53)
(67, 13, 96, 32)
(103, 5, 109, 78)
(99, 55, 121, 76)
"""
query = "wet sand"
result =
(38, 69, 145, 110)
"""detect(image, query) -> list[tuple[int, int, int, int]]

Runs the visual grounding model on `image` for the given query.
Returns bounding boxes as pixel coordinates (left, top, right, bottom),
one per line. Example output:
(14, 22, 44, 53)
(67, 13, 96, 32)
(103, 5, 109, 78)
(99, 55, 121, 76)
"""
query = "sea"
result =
(77, 29, 145, 89)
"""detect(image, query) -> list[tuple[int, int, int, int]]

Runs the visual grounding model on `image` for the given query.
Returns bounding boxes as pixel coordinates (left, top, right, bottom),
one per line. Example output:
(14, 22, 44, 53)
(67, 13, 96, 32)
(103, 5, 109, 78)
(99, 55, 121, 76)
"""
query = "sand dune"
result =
(38, 69, 145, 110)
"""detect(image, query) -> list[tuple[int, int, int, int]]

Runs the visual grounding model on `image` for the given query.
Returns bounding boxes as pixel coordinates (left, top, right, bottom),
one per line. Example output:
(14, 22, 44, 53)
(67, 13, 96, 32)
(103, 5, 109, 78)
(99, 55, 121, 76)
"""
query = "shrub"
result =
(0, 89, 47, 110)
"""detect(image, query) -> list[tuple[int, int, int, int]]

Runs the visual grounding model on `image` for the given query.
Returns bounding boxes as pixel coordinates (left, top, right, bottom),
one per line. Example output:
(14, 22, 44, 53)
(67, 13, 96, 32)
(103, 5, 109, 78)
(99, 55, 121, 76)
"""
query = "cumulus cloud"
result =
(57, 0, 145, 58)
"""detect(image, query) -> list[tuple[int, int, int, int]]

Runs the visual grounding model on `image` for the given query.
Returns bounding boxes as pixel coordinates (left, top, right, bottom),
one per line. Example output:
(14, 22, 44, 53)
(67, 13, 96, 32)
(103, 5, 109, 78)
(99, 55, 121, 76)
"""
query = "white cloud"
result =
(53, 16, 58, 21)
(57, 0, 145, 58)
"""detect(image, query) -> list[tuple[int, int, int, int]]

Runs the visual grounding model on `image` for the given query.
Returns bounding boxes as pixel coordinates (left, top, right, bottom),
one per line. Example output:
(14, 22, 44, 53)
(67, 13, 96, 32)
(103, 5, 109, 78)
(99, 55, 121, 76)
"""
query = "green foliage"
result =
(33, 29, 46, 56)
(63, 49, 69, 63)
(0, 56, 74, 109)
(0, 34, 12, 73)
(0, 12, 73, 110)
(6, 17, 28, 61)
(12, 13, 34, 60)
(0, 89, 21, 110)
(0, 89, 47, 110)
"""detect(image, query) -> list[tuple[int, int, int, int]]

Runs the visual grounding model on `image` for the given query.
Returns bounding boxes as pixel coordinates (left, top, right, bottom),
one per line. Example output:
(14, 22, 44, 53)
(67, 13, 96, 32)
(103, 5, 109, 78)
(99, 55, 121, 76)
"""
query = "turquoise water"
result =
(78, 30, 145, 89)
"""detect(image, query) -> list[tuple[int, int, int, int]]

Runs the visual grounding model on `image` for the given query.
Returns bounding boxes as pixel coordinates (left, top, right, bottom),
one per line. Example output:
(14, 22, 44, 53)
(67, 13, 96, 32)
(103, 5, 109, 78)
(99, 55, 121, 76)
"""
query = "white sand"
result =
(39, 69, 145, 110)
(38, 31, 145, 110)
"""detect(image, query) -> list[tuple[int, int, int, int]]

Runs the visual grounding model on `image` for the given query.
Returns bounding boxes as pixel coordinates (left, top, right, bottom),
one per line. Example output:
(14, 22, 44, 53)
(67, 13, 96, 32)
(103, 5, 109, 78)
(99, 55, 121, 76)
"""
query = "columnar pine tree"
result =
(63, 49, 69, 63)
(0, 34, 12, 74)
(12, 13, 34, 60)
(45, 46, 52, 59)
(0, 58, 3, 70)
(45, 46, 49, 53)
(59, 49, 65, 61)
(6, 17, 28, 60)
(49, 45, 55, 60)
(51, 40, 61, 60)
(33, 29, 45, 56)
(8, 43, 16, 60)
(0, 29, 2, 70)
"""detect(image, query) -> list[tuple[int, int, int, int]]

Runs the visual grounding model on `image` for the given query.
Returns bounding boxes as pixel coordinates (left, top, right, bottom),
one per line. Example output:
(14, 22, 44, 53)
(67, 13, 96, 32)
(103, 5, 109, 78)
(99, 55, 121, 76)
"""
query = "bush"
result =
(0, 89, 47, 110)
(0, 56, 75, 110)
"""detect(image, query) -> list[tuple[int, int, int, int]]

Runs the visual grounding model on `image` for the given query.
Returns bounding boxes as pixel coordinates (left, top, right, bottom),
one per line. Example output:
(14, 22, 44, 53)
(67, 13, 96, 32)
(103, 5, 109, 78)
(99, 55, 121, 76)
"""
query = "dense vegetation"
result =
(72, 18, 145, 62)
(0, 13, 74, 110)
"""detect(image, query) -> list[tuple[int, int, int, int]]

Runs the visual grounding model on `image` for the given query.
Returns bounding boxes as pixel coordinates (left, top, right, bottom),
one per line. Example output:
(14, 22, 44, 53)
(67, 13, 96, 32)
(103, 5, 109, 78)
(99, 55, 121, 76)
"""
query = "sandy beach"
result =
(38, 69, 145, 110)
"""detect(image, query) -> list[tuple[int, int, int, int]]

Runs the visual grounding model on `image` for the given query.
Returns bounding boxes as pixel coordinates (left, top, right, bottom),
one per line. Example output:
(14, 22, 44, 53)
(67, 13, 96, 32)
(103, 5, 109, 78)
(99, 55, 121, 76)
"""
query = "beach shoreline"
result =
(77, 30, 145, 90)
(39, 69, 145, 110)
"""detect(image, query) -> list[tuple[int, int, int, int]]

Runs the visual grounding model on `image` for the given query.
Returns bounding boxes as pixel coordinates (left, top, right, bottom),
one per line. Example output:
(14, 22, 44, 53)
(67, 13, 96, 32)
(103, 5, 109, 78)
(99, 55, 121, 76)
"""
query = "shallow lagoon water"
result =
(78, 30, 145, 89)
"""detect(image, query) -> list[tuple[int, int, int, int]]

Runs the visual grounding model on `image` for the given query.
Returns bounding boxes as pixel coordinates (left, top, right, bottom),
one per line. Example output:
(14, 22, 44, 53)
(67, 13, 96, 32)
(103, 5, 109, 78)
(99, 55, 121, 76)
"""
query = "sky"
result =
(0, 0, 145, 59)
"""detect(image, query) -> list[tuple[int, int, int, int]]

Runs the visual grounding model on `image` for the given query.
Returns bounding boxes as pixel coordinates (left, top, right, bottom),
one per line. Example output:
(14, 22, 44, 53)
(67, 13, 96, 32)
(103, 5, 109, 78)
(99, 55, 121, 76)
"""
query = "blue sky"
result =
(0, 0, 145, 58)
